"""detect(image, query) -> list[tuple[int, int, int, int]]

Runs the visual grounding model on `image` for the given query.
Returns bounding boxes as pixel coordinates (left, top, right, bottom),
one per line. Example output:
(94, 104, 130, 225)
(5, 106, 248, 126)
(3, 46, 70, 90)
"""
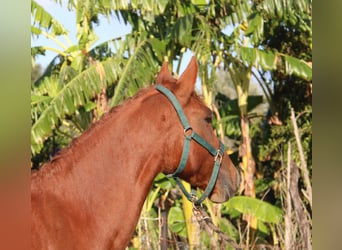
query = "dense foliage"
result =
(31, 0, 312, 248)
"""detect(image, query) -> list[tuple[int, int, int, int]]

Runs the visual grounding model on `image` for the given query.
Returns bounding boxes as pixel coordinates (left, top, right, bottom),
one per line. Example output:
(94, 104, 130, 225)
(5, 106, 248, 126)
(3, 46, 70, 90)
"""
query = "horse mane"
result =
(34, 85, 156, 175)
(33, 81, 204, 179)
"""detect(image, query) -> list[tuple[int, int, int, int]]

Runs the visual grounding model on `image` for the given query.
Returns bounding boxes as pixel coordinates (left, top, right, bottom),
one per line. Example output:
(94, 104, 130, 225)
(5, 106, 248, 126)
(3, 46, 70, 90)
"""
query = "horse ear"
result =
(175, 56, 198, 102)
(156, 61, 177, 85)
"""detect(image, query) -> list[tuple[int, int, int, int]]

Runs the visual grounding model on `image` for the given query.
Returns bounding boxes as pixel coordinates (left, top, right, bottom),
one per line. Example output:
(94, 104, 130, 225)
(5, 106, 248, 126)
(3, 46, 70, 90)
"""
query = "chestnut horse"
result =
(31, 57, 240, 250)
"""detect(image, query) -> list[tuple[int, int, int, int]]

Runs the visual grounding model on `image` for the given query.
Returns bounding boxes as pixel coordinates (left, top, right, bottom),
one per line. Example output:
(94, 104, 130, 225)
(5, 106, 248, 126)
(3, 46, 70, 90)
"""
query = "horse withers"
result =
(31, 57, 240, 249)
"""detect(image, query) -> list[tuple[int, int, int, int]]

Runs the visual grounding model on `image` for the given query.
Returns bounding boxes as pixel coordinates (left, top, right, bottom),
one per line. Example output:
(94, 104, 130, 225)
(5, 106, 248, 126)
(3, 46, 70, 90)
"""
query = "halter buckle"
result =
(214, 149, 223, 164)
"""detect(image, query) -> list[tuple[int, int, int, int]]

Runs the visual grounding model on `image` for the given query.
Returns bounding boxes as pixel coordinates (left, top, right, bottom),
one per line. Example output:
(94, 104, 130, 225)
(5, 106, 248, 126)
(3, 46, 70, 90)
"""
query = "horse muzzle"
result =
(208, 157, 241, 203)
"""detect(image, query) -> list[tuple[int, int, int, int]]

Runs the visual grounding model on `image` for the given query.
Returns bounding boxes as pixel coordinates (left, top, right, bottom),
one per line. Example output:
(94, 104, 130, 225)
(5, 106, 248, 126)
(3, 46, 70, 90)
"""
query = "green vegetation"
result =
(31, 0, 312, 248)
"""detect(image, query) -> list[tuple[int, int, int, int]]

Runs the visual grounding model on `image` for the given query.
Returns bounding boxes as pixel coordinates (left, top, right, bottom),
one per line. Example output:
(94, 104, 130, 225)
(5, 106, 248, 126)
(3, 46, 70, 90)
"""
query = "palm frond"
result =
(31, 0, 68, 36)
(110, 36, 165, 106)
(31, 58, 122, 154)
(257, 0, 311, 19)
(257, 0, 311, 34)
(223, 0, 252, 27)
(236, 46, 312, 80)
(31, 34, 166, 154)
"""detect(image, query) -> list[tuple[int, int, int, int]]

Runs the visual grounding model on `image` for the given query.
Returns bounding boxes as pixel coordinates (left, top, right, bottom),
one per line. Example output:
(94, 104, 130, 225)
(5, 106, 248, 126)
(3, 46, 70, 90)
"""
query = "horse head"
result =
(155, 57, 240, 203)
(31, 56, 241, 250)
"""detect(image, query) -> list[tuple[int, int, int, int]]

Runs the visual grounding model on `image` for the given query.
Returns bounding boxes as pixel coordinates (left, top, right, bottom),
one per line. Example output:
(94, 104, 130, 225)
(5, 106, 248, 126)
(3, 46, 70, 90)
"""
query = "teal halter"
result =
(156, 85, 225, 205)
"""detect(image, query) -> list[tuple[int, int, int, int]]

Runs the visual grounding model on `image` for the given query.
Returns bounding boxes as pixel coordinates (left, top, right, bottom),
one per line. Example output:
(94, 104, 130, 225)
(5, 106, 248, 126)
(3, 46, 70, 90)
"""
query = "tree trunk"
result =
(228, 63, 257, 230)
(240, 115, 256, 198)
(240, 115, 257, 229)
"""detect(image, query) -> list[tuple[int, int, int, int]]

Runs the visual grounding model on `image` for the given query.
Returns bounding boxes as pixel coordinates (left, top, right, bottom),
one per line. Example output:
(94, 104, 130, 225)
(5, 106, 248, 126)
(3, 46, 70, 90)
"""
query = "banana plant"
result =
(31, 0, 166, 157)
(31, 0, 311, 247)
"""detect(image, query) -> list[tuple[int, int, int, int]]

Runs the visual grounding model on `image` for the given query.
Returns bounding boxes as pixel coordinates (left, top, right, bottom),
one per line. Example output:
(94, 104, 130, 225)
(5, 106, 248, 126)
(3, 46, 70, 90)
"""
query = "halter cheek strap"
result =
(156, 85, 225, 205)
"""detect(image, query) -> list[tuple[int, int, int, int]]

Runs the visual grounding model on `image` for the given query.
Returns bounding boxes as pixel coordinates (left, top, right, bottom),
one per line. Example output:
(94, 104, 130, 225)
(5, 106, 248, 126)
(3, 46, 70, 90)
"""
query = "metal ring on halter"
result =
(183, 126, 194, 139)
(214, 149, 223, 163)
(192, 200, 203, 210)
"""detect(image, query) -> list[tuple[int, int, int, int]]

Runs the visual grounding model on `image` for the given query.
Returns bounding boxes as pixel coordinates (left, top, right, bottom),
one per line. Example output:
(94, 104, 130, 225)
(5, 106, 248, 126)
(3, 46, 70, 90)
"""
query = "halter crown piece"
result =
(156, 85, 225, 205)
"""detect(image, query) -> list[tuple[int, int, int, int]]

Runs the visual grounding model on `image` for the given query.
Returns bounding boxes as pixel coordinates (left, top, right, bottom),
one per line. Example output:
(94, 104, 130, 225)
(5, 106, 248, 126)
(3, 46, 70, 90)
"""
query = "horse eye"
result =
(205, 116, 212, 124)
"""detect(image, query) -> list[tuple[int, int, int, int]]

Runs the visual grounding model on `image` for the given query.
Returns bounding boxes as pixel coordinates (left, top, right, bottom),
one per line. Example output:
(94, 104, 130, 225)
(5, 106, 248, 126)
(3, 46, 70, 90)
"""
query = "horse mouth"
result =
(209, 170, 240, 203)
(208, 186, 231, 203)
(209, 163, 241, 203)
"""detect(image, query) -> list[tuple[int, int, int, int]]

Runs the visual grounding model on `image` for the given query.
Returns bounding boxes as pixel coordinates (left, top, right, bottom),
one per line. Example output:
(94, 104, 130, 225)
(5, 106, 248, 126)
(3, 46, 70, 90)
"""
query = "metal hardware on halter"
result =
(155, 84, 226, 205)
(214, 149, 223, 164)
(183, 127, 194, 138)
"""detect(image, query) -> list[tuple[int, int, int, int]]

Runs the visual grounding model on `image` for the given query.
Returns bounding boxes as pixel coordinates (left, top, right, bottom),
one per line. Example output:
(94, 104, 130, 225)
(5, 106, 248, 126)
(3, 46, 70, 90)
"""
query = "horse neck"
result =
(33, 88, 171, 245)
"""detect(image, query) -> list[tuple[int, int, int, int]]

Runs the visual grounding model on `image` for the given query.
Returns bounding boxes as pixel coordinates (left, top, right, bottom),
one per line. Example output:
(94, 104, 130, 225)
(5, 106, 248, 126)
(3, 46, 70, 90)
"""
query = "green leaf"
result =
(238, 47, 277, 71)
(258, 0, 311, 21)
(31, 0, 68, 36)
(218, 95, 264, 117)
(255, 178, 275, 195)
(31, 95, 52, 105)
(154, 173, 175, 190)
(31, 58, 121, 154)
(245, 13, 264, 44)
(224, 196, 283, 224)
(168, 206, 187, 238)
(31, 26, 42, 36)
(110, 35, 163, 106)
(284, 55, 312, 80)
(257, 220, 270, 235)
(31, 46, 46, 58)
(223, 0, 252, 27)
(84, 102, 97, 112)
(238, 46, 312, 80)
(149, 37, 166, 61)
(192, 0, 207, 5)
(172, 14, 194, 47)
(218, 218, 239, 241)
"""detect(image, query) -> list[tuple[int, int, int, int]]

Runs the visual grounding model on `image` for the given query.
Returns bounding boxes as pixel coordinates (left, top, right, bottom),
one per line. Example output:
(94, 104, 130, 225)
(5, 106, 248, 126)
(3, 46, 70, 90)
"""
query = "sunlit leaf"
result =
(238, 46, 312, 80)
(224, 196, 283, 224)
(31, 58, 121, 153)
(31, 0, 68, 36)
(110, 35, 164, 106)
(31, 95, 52, 105)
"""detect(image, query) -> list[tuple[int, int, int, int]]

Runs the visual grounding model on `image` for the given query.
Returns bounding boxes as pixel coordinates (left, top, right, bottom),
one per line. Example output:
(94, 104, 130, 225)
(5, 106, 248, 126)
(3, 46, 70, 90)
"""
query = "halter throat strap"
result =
(156, 85, 224, 205)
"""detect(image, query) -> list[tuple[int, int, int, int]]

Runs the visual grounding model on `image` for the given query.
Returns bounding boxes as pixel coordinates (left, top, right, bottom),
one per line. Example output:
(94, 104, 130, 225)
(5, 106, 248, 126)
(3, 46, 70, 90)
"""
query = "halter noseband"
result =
(156, 85, 225, 205)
